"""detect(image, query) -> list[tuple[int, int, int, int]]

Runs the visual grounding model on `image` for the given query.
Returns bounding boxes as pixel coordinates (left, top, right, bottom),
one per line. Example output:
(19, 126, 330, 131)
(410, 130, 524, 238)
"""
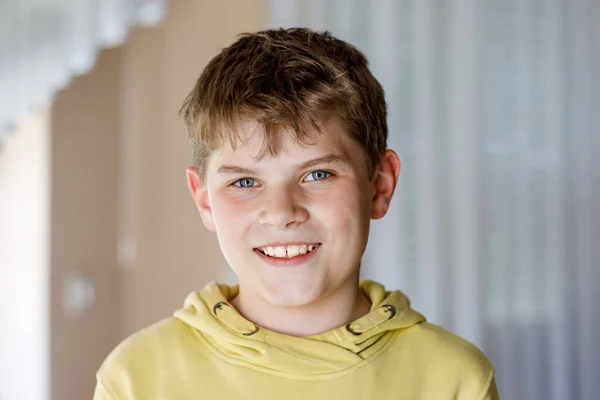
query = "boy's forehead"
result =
(203, 117, 369, 179)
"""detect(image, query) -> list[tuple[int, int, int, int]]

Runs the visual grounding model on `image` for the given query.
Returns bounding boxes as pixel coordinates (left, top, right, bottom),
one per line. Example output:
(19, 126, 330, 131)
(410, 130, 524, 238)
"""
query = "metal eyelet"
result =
(242, 326, 260, 336)
(213, 301, 259, 336)
(381, 304, 396, 319)
(346, 323, 362, 336)
(213, 301, 228, 315)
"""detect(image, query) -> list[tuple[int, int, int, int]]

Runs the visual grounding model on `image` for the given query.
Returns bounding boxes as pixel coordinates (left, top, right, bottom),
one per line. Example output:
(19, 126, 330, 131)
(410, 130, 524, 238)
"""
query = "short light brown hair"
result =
(180, 27, 388, 180)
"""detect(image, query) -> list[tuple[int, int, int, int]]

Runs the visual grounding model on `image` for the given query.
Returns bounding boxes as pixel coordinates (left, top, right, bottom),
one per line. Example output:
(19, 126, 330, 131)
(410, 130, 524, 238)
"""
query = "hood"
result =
(174, 280, 425, 377)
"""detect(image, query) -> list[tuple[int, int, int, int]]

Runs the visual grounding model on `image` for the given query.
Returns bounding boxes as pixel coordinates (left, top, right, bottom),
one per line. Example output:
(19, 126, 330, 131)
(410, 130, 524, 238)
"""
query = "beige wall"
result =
(48, 1, 263, 399)
(50, 47, 123, 400)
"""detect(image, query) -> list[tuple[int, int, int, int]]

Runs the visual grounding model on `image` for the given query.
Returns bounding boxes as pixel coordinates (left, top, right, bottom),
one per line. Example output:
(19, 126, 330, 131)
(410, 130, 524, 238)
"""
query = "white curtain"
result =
(0, 0, 168, 143)
(267, 1, 600, 399)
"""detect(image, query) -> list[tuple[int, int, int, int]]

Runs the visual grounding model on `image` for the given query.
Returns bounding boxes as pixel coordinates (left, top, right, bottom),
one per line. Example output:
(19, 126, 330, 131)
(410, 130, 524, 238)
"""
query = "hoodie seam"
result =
(96, 375, 118, 399)
(477, 368, 496, 400)
(189, 323, 400, 382)
(262, 331, 347, 369)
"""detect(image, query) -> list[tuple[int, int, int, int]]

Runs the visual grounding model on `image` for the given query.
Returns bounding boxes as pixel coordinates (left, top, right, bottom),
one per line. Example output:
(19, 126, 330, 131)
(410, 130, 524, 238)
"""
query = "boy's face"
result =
(187, 117, 399, 308)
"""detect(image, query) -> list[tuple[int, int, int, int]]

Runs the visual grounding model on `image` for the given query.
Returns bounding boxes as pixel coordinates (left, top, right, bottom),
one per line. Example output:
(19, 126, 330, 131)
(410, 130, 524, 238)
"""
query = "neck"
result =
(230, 280, 371, 337)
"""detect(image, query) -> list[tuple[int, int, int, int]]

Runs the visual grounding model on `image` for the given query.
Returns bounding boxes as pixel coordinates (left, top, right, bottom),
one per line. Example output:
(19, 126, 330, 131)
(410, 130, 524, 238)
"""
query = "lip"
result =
(253, 244, 321, 267)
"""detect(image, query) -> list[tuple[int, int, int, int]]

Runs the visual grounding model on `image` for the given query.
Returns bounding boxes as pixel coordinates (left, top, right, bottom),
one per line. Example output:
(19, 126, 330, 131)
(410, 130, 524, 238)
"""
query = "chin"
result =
(262, 280, 325, 308)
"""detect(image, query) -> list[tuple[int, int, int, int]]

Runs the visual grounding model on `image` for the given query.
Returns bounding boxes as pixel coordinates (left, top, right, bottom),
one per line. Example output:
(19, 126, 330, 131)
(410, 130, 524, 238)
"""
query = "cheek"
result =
(211, 192, 256, 239)
(312, 183, 370, 233)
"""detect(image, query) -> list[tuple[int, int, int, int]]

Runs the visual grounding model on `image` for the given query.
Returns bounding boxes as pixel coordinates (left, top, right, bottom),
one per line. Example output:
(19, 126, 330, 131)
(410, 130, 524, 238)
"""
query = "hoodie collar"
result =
(174, 280, 425, 377)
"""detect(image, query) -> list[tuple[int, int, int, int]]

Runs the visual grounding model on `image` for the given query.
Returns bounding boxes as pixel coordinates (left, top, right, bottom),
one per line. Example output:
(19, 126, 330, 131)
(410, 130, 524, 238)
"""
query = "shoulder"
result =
(391, 322, 498, 399)
(404, 322, 492, 368)
(95, 317, 194, 398)
(101, 317, 193, 368)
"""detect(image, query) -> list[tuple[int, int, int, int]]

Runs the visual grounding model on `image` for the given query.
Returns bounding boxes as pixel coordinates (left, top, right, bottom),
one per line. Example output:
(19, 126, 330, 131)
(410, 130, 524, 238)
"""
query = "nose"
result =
(258, 186, 308, 229)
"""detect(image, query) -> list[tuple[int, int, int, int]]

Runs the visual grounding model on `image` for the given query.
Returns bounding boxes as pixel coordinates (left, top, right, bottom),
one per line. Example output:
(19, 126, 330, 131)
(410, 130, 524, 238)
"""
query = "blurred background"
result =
(0, 0, 598, 399)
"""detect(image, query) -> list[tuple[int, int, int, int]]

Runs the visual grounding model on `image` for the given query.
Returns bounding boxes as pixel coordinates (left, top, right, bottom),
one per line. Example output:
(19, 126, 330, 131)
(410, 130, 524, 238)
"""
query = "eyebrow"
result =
(298, 154, 347, 170)
(216, 165, 257, 175)
(216, 154, 348, 176)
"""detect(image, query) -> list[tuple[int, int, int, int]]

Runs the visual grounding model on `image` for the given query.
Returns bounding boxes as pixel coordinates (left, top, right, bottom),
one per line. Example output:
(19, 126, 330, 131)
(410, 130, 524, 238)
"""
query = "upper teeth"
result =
(259, 244, 316, 258)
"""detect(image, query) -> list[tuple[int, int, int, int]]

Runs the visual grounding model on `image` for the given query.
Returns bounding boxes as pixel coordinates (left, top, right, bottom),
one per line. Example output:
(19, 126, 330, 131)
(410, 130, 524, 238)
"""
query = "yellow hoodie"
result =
(94, 281, 499, 399)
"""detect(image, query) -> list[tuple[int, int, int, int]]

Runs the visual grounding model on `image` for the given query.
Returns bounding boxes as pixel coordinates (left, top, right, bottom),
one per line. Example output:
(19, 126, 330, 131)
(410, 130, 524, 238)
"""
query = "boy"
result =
(94, 28, 499, 399)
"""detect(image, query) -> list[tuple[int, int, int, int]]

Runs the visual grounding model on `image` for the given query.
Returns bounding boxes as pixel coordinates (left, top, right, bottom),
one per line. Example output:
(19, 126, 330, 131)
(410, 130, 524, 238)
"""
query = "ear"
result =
(371, 149, 401, 220)
(186, 167, 216, 232)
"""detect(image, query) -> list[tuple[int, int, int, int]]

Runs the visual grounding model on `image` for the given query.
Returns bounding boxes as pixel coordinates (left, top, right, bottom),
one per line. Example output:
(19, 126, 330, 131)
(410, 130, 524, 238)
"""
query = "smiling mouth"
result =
(254, 243, 321, 259)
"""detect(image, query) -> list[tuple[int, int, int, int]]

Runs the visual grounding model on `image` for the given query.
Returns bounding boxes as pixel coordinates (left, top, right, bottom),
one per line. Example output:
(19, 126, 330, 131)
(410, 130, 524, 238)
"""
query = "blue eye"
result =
(305, 171, 330, 182)
(234, 178, 257, 188)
